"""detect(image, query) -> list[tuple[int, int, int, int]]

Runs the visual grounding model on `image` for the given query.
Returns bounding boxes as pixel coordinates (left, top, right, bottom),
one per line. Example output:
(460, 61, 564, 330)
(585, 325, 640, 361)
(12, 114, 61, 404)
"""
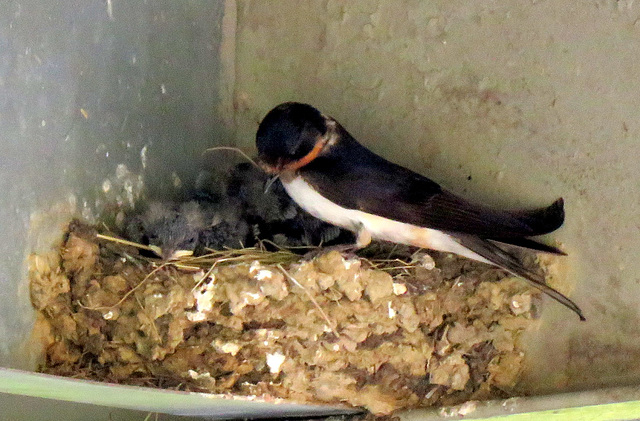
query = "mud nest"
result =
(29, 220, 544, 415)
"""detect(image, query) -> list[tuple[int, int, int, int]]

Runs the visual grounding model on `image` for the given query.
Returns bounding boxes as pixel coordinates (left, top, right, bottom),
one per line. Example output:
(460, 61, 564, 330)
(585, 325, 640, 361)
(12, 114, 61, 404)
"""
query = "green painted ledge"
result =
(0, 367, 357, 418)
(4, 367, 640, 420)
(487, 401, 640, 421)
(401, 386, 640, 421)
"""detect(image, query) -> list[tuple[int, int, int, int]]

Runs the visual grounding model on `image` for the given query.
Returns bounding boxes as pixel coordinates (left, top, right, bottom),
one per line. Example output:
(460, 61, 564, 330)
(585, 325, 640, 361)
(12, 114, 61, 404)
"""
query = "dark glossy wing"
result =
(300, 138, 564, 239)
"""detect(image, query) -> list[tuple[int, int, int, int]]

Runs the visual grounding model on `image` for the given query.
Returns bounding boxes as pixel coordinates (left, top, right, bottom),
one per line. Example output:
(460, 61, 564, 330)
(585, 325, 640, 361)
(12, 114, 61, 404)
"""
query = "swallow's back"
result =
(299, 126, 564, 241)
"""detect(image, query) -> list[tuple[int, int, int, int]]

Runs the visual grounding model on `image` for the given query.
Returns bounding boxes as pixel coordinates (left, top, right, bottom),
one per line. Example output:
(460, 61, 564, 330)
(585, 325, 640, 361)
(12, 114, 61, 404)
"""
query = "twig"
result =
(135, 294, 160, 341)
(78, 262, 171, 311)
(204, 146, 263, 171)
(96, 233, 161, 255)
(276, 263, 339, 338)
(191, 260, 220, 293)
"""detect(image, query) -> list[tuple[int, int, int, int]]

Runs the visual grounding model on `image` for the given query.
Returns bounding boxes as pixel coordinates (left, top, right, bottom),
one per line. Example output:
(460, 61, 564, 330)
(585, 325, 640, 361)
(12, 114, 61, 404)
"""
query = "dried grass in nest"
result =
(30, 220, 544, 416)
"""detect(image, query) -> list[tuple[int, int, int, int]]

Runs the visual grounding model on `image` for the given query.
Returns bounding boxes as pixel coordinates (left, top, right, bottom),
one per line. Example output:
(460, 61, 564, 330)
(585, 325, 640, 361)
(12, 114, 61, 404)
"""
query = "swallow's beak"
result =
(257, 156, 283, 175)
(256, 156, 283, 193)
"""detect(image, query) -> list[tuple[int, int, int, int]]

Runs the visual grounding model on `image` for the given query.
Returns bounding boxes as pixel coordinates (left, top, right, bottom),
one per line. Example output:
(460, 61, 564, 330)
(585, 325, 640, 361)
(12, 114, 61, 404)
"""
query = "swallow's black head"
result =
(256, 102, 328, 172)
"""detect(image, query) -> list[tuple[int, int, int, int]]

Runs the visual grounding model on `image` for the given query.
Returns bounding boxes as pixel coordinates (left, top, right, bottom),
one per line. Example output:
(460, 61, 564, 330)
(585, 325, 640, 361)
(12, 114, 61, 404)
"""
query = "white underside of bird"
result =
(282, 175, 491, 264)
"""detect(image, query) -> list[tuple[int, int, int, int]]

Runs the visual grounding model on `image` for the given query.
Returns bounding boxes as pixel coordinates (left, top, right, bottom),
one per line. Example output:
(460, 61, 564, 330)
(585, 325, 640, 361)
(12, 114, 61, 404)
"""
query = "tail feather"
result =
(454, 234, 584, 321)
(510, 197, 565, 237)
(490, 237, 567, 255)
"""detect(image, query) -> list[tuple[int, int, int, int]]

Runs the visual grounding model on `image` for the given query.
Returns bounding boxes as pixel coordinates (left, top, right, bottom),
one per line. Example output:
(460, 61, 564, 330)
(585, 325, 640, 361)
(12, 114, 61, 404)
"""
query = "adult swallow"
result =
(256, 102, 584, 320)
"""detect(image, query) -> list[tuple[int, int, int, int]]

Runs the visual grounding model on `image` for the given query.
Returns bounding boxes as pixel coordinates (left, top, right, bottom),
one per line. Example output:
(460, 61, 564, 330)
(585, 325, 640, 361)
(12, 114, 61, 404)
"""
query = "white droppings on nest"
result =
(266, 352, 286, 374)
(343, 258, 357, 269)
(388, 301, 397, 318)
(188, 369, 212, 380)
(249, 260, 262, 274)
(187, 276, 216, 321)
(243, 291, 264, 303)
(102, 310, 115, 320)
(212, 339, 242, 356)
(187, 311, 207, 322)
(255, 269, 273, 281)
(393, 282, 407, 295)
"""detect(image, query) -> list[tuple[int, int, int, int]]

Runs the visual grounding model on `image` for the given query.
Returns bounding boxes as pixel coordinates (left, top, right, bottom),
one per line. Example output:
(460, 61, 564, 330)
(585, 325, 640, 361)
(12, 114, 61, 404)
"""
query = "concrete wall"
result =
(0, 0, 229, 368)
(232, 0, 640, 394)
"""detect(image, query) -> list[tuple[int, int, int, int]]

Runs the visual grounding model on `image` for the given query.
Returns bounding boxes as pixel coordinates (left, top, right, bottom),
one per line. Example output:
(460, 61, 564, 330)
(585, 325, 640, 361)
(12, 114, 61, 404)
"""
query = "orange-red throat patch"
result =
(282, 137, 328, 172)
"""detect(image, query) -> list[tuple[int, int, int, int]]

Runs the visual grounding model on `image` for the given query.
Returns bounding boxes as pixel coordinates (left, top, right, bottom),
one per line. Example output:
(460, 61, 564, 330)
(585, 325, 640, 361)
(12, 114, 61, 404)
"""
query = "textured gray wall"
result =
(0, 0, 229, 368)
(232, 0, 640, 395)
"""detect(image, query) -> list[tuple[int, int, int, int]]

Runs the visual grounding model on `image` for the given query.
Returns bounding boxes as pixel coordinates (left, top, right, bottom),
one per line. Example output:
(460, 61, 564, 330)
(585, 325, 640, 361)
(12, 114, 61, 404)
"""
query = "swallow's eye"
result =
(285, 136, 301, 157)
(286, 124, 317, 158)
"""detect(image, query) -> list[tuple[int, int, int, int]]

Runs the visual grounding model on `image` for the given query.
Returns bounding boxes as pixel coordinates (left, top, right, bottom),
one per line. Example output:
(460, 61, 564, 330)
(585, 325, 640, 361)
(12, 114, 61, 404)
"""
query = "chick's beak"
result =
(264, 174, 280, 194)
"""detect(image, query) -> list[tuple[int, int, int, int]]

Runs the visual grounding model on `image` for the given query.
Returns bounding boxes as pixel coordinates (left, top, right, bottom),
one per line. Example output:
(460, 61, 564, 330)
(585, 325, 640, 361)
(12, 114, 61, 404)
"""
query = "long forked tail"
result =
(491, 237, 567, 255)
(454, 234, 585, 321)
(510, 197, 565, 237)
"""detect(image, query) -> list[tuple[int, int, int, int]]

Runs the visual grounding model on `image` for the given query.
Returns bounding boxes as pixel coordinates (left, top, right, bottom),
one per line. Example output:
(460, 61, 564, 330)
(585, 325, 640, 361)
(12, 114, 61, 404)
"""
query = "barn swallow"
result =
(256, 102, 584, 320)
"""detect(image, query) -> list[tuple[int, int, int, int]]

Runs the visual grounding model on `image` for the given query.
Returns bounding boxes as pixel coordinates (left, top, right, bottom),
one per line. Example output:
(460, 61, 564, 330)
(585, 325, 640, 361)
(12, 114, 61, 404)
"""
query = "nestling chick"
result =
(122, 163, 352, 259)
